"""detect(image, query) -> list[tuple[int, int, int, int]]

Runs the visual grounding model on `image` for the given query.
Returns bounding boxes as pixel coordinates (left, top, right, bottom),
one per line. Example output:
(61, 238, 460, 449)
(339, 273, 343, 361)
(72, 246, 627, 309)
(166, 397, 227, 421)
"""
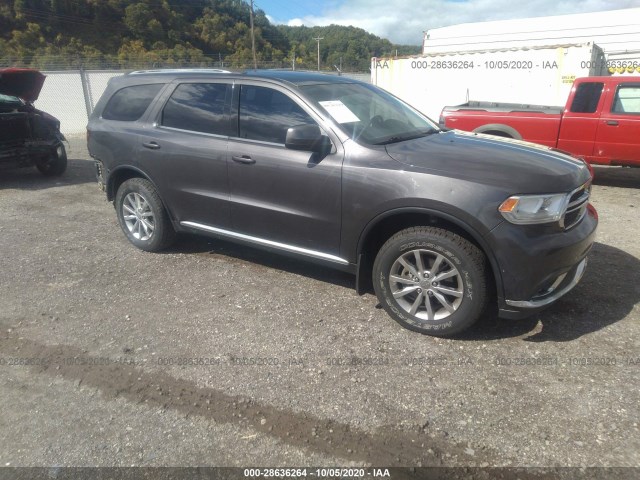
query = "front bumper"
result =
(491, 204, 597, 319)
(0, 137, 64, 170)
(505, 257, 587, 308)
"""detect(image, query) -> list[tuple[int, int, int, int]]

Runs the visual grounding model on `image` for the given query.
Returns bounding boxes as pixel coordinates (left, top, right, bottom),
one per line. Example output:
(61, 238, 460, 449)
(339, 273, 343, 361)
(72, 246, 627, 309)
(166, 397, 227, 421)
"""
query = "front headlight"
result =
(499, 193, 570, 225)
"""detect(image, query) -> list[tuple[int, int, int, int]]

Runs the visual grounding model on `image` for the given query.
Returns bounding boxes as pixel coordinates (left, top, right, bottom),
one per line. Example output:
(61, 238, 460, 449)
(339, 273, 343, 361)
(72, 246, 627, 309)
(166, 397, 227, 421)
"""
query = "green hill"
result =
(0, 0, 420, 70)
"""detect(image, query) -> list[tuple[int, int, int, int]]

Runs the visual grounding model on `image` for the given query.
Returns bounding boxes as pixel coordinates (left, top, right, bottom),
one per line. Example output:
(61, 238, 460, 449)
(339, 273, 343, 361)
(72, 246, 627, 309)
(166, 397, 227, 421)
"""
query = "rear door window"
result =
(102, 84, 164, 121)
(238, 85, 315, 144)
(161, 83, 230, 135)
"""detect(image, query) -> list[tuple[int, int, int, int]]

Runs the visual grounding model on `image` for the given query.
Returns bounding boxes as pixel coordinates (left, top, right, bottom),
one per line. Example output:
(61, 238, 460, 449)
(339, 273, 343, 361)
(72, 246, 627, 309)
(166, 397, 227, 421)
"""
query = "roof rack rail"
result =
(128, 68, 231, 75)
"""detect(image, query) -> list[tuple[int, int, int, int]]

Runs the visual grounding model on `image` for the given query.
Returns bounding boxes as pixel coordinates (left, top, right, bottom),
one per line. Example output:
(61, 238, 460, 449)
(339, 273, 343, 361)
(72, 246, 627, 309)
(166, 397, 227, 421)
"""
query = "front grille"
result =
(562, 181, 591, 230)
(0, 113, 30, 143)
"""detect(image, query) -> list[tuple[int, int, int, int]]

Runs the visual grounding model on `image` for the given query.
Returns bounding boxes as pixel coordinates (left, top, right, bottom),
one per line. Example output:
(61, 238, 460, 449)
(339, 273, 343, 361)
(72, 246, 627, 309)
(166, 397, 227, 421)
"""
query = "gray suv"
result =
(87, 69, 597, 336)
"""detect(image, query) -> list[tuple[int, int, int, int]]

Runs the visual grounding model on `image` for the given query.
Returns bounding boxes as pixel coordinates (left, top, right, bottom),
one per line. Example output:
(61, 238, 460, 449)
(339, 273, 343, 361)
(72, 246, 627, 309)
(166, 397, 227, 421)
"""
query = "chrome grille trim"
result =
(561, 180, 591, 230)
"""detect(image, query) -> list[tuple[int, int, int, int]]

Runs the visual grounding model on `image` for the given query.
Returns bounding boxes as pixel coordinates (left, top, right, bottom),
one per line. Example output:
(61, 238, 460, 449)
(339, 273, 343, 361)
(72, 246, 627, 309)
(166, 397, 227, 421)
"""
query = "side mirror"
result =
(285, 124, 332, 153)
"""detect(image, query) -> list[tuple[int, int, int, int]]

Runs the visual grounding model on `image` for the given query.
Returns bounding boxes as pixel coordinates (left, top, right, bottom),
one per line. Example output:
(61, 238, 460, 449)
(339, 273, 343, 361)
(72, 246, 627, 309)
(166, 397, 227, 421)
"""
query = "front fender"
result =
(354, 206, 505, 302)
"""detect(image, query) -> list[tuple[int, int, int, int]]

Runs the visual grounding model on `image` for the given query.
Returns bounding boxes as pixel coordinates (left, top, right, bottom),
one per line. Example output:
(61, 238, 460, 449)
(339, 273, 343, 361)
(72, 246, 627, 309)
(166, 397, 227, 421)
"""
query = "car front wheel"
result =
(373, 226, 487, 336)
(115, 178, 176, 252)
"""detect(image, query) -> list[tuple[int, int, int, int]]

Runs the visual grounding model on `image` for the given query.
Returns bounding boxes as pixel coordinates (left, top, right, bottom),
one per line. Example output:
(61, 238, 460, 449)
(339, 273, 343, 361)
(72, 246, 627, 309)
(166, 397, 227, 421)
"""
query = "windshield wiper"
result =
(374, 130, 439, 145)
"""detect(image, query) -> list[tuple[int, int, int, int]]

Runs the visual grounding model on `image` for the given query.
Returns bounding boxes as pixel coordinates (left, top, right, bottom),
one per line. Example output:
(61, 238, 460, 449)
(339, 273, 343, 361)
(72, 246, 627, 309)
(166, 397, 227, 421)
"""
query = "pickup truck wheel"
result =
(36, 144, 67, 176)
(115, 178, 176, 252)
(373, 227, 487, 336)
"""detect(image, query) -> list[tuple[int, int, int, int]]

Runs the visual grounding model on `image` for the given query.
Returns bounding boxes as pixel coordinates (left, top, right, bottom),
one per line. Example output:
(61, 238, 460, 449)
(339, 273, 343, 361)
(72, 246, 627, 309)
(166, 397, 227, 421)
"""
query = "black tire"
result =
(36, 143, 67, 176)
(373, 226, 487, 337)
(115, 178, 176, 252)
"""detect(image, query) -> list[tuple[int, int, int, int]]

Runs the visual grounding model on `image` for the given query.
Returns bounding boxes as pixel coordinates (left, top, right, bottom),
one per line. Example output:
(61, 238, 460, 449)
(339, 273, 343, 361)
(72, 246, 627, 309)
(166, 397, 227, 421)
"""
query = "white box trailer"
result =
(422, 8, 640, 73)
(371, 43, 606, 121)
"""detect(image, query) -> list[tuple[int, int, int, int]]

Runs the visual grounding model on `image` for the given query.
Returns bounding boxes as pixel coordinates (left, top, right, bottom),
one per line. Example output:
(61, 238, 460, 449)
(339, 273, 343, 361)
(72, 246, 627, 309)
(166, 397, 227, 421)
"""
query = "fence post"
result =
(79, 66, 93, 118)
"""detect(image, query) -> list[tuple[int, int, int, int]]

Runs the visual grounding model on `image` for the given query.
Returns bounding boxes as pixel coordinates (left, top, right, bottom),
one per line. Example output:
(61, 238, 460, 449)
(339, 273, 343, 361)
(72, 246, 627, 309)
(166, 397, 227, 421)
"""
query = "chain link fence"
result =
(28, 62, 370, 137)
(15, 54, 371, 136)
(2, 54, 371, 73)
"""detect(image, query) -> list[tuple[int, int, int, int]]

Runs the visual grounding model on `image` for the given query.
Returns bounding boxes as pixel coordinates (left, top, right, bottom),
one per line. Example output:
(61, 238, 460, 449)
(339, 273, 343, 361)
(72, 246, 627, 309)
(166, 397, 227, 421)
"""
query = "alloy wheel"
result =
(389, 249, 464, 321)
(122, 192, 155, 241)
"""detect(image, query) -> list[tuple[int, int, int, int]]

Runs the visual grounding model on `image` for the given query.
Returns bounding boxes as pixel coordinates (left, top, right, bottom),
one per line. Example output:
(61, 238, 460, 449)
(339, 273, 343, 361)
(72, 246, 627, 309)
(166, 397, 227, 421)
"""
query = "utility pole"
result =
(313, 36, 323, 71)
(249, 0, 257, 70)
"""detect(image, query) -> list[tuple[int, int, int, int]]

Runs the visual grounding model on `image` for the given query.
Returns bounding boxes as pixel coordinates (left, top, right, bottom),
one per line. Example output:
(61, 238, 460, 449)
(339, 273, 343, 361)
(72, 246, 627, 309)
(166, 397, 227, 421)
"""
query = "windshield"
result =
(300, 82, 439, 145)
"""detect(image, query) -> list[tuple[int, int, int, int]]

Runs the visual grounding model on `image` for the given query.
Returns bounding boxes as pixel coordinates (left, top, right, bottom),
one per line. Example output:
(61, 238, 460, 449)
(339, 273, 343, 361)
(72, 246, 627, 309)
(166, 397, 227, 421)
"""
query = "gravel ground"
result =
(0, 137, 639, 471)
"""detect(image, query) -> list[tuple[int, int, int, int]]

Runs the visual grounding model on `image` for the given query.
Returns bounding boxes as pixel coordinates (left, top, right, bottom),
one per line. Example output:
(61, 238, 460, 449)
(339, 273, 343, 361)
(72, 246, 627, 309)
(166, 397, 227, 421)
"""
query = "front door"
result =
(556, 81, 604, 161)
(227, 83, 343, 256)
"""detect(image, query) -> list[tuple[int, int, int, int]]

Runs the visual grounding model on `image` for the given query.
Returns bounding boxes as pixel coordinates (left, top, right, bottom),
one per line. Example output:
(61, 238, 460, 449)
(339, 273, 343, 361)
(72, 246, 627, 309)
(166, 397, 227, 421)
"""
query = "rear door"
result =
(594, 81, 640, 166)
(138, 80, 233, 228)
(90, 82, 165, 175)
(227, 82, 343, 257)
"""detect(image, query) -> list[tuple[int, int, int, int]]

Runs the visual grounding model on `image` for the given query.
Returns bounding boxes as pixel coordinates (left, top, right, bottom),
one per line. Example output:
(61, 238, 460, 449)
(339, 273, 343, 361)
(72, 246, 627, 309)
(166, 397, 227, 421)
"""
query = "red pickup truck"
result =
(440, 76, 640, 167)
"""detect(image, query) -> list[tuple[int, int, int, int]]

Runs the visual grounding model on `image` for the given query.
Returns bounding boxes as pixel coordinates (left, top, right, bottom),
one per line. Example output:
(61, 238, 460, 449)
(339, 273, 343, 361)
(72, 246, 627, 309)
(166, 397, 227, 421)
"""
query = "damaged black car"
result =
(0, 68, 67, 176)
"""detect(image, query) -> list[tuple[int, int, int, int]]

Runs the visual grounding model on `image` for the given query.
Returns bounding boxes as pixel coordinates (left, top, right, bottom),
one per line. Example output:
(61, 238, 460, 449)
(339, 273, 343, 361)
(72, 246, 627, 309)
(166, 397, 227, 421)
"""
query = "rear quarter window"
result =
(102, 83, 164, 121)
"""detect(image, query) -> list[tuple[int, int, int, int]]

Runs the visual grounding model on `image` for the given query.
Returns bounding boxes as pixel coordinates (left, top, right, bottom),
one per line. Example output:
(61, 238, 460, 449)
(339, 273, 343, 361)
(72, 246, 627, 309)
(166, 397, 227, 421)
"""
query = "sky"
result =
(259, 0, 640, 45)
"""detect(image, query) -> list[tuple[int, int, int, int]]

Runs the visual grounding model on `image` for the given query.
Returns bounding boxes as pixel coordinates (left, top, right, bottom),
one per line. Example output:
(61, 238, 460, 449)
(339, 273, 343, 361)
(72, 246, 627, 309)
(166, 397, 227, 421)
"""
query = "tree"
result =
(0, 0, 420, 70)
(123, 3, 153, 38)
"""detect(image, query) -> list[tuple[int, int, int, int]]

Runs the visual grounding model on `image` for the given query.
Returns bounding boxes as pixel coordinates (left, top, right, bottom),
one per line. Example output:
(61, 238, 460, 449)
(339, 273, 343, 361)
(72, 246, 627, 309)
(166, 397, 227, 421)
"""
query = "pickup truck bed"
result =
(441, 102, 564, 148)
(444, 101, 563, 115)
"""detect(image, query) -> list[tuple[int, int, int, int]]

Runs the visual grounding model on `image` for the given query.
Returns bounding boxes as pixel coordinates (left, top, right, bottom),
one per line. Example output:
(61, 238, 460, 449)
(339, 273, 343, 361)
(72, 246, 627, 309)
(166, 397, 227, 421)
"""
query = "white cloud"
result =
(271, 0, 640, 44)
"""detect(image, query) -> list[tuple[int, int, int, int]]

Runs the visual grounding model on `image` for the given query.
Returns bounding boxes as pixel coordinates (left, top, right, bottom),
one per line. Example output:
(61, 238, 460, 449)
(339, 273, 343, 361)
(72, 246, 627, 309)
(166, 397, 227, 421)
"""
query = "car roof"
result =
(121, 69, 358, 87)
(243, 70, 356, 86)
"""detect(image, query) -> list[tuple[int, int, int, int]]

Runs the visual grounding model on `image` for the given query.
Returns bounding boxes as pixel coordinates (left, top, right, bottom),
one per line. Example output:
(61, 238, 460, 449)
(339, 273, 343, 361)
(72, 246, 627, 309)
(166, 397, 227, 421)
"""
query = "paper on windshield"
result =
(319, 100, 360, 124)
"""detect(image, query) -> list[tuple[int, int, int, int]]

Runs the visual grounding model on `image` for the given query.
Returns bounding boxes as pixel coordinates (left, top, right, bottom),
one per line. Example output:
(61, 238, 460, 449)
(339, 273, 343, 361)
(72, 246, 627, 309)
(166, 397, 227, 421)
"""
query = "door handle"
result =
(232, 155, 256, 165)
(606, 120, 619, 126)
(142, 141, 161, 149)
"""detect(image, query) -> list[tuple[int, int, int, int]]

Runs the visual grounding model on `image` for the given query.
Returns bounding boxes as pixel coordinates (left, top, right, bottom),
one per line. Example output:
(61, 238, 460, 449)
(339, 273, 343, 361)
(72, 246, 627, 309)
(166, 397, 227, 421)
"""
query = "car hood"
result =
(385, 130, 590, 193)
(0, 68, 46, 102)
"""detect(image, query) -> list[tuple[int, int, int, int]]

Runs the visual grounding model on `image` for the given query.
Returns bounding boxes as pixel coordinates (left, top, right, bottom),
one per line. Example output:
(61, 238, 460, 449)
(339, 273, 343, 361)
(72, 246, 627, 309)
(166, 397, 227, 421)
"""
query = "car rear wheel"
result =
(373, 226, 487, 336)
(115, 178, 176, 252)
(36, 143, 67, 176)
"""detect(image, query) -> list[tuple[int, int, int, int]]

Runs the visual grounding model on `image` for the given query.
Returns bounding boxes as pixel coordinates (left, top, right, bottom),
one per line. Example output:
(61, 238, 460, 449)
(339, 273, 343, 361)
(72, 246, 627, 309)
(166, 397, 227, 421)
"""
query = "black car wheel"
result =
(373, 226, 487, 336)
(36, 143, 67, 176)
(115, 178, 176, 252)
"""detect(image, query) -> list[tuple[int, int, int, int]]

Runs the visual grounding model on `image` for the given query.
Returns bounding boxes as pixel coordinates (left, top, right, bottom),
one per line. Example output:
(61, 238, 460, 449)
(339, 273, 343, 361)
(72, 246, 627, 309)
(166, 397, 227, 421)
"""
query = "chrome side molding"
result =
(180, 221, 349, 265)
